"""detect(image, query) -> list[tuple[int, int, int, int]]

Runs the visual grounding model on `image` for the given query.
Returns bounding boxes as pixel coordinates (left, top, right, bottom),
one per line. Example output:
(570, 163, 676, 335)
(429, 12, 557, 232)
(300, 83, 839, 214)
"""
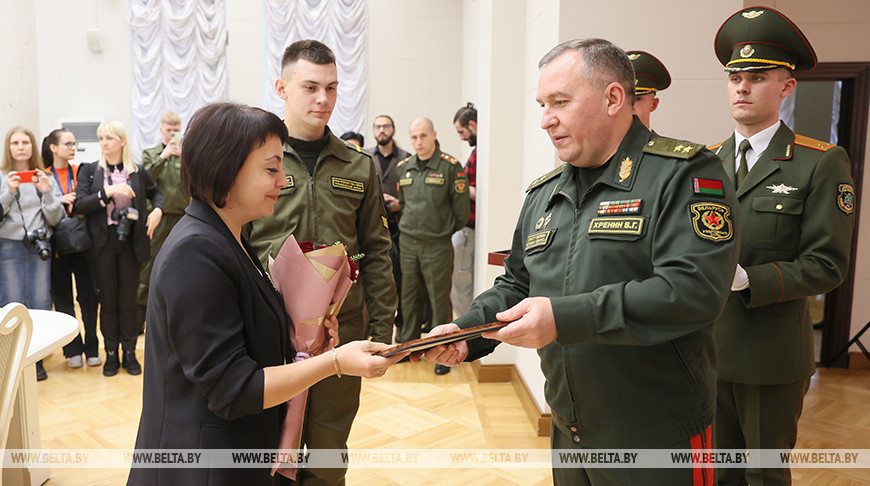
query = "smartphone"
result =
(16, 169, 40, 183)
(171, 132, 182, 144)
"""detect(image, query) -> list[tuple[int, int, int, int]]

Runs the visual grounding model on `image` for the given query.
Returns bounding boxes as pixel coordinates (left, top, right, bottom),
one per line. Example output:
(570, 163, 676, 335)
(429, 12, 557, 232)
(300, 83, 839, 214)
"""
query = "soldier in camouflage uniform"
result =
(244, 40, 396, 486)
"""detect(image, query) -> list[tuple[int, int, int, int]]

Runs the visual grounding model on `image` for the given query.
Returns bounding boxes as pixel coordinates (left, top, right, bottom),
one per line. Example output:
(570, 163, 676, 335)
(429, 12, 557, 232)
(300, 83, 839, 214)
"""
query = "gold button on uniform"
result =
(569, 426, 577, 432)
(776, 204, 783, 210)
(573, 435, 580, 443)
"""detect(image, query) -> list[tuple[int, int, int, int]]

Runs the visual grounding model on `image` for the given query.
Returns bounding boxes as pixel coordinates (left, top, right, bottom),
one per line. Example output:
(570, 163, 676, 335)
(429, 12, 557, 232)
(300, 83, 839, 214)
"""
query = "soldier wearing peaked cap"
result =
(711, 7, 855, 486)
(627, 50, 670, 129)
(418, 38, 740, 485)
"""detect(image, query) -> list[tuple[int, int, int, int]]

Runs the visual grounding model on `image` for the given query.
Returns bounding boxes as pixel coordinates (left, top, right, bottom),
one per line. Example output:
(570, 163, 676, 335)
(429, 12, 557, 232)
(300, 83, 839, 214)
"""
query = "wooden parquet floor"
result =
(30, 332, 870, 486)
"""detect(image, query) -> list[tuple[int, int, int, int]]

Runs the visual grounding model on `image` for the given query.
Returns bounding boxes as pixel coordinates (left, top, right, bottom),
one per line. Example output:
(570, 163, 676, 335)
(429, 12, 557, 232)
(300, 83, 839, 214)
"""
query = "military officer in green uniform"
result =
(419, 38, 740, 485)
(244, 40, 396, 486)
(138, 111, 188, 325)
(710, 7, 855, 485)
(626, 50, 670, 129)
(396, 117, 470, 345)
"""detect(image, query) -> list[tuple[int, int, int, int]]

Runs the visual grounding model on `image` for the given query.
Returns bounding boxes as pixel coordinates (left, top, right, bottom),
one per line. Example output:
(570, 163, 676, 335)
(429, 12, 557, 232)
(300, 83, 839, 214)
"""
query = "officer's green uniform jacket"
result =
(141, 144, 188, 215)
(710, 122, 855, 384)
(454, 118, 740, 448)
(244, 130, 396, 344)
(397, 146, 470, 240)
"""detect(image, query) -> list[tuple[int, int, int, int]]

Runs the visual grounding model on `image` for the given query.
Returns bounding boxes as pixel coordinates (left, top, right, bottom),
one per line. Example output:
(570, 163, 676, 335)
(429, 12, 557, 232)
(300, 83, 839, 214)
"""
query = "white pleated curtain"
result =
(264, 0, 368, 136)
(128, 1, 229, 160)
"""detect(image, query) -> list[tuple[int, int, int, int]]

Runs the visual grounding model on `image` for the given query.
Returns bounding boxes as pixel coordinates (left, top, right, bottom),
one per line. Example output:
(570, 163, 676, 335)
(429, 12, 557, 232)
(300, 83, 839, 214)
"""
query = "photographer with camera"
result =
(74, 121, 164, 377)
(1, 126, 65, 381)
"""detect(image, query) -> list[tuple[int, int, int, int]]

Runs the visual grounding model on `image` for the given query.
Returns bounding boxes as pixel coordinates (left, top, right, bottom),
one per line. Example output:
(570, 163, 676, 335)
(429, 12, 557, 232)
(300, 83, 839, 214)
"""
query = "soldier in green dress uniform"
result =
(710, 7, 856, 485)
(243, 40, 396, 486)
(626, 50, 670, 129)
(420, 38, 740, 485)
(397, 117, 470, 346)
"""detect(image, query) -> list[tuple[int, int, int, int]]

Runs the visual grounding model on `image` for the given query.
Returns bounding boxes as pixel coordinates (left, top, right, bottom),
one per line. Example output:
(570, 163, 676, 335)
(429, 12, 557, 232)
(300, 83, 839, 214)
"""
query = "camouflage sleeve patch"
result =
(644, 136, 705, 159)
(526, 164, 566, 192)
(688, 202, 733, 242)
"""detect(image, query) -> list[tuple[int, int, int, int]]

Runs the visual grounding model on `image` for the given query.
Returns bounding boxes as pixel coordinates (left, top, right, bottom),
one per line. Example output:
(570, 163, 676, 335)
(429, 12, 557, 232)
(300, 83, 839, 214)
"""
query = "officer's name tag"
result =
(588, 217, 644, 235)
(425, 176, 445, 185)
(399, 178, 413, 186)
(331, 176, 364, 193)
(525, 230, 554, 252)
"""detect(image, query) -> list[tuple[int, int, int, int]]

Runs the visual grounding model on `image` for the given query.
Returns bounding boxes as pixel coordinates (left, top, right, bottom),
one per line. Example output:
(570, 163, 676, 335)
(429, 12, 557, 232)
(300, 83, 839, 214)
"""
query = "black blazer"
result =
(128, 200, 292, 485)
(73, 161, 164, 264)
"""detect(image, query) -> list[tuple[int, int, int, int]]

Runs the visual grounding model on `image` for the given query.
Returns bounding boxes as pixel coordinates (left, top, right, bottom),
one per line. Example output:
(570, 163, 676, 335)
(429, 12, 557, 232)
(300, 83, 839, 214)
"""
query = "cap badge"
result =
(628, 53, 641, 61)
(740, 45, 755, 58)
(742, 10, 764, 19)
(618, 157, 633, 183)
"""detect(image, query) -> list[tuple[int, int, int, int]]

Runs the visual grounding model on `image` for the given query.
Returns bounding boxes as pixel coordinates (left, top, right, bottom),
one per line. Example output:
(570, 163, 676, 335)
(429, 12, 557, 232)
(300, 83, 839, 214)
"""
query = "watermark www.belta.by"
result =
(3, 448, 869, 469)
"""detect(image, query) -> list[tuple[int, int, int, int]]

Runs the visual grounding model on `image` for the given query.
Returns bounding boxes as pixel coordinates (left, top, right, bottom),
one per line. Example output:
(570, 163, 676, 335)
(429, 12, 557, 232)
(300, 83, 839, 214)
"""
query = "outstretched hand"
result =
(416, 323, 469, 366)
(482, 297, 557, 349)
(335, 341, 408, 379)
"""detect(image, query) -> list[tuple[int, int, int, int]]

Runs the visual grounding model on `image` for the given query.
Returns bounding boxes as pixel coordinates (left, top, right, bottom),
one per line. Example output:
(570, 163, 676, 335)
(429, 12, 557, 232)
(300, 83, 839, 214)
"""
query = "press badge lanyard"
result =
(51, 166, 74, 195)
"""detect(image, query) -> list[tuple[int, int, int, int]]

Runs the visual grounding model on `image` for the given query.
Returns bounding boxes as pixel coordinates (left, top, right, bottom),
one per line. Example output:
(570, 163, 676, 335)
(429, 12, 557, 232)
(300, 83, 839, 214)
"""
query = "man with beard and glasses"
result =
(366, 115, 410, 335)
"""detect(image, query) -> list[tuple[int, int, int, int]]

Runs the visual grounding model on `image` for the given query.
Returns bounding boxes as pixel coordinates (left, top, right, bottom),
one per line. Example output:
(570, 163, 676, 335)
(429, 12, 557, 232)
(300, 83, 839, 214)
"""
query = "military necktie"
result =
(736, 139, 751, 188)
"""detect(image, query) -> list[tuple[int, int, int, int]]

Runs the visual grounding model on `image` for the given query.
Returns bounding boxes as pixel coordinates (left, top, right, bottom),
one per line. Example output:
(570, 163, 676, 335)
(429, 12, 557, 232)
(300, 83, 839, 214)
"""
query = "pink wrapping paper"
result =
(268, 235, 355, 479)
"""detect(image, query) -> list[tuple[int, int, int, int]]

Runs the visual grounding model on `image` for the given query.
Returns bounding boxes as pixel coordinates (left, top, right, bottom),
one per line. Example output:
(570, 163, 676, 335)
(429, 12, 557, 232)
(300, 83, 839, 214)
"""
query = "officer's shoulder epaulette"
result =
(643, 135, 705, 159)
(343, 141, 372, 157)
(794, 134, 835, 152)
(396, 156, 412, 167)
(440, 153, 460, 165)
(526, 164, 565, 192)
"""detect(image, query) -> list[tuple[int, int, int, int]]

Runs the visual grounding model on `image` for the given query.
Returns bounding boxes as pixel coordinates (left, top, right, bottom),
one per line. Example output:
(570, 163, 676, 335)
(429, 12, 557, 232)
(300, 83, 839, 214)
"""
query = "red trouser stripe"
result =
(690, 425, 714, 486)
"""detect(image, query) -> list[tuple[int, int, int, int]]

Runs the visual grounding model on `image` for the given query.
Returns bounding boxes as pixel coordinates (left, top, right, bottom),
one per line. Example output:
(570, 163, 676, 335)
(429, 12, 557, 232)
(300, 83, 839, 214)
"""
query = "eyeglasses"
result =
(63, 142, 77, 148)
(373, 124, 393, 131)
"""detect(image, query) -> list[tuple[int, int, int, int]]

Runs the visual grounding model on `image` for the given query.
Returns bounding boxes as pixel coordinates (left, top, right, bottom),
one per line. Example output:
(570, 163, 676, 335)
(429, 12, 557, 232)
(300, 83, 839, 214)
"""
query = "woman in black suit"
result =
(128, 103, 404, 485)
(74, 121, 164, 377)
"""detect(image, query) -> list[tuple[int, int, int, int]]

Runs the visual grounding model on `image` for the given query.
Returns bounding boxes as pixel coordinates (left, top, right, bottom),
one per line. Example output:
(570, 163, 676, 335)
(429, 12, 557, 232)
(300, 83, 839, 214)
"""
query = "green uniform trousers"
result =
(398, 234, 453, 343)
(298, 311, 366, 486)
(715, 380, 809, 486)
(551, 423, 714, 485)
(137, 211, 184, 308)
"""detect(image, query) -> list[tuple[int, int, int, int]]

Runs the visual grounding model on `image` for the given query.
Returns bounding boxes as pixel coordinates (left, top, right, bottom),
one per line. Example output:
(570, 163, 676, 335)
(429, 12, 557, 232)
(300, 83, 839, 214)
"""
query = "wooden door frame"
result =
(795, 62, 869, 367)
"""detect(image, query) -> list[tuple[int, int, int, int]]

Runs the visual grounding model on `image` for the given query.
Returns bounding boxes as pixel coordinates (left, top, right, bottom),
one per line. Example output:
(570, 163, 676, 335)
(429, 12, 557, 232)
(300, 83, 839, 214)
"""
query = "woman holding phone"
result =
(42, 129, 101, 369)
(0, 126, 65, 380)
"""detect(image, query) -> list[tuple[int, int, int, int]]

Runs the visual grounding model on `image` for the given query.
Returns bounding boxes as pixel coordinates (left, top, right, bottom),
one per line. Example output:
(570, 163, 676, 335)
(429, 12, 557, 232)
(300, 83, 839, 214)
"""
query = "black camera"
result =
(111, 207, 139, 242)
(23, 229, 51, 260)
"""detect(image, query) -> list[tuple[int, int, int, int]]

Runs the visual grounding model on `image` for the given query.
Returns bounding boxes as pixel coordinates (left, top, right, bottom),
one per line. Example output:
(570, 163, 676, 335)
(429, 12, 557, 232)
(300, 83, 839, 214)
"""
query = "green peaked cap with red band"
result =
(626, 50, 671, 95)
(715, 6, 816, 72)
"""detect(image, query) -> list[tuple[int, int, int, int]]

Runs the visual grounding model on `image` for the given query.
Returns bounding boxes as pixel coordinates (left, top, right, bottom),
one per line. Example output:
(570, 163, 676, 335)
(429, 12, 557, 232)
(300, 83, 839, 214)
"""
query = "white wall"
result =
(35, 0, 132, 146)
(0, 0, 39, 133)
(366, 0, 464, 158)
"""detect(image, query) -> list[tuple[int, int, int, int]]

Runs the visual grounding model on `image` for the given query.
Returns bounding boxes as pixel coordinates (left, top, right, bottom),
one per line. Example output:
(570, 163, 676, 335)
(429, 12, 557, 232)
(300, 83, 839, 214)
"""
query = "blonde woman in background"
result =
(74, 121, 164, 377)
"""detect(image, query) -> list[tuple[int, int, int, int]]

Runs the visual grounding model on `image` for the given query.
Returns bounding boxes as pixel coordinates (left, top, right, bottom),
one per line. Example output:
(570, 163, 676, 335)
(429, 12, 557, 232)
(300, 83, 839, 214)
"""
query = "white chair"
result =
(0, 303, 33, 453)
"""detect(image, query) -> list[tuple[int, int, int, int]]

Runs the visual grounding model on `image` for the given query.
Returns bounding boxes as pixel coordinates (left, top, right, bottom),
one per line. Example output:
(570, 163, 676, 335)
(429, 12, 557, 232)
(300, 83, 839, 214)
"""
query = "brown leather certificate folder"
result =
(377, 322, 508, 357)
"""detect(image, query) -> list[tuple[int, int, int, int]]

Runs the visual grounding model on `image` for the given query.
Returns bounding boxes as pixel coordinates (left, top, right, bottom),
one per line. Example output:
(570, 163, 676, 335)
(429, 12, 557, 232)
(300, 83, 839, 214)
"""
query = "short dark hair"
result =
(539, 38, 636, 104)
(340, 131, 365, 147)
(453, 103, 477, 127)
(281, 40, 336, 71)
(181, 102, 288, 208)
